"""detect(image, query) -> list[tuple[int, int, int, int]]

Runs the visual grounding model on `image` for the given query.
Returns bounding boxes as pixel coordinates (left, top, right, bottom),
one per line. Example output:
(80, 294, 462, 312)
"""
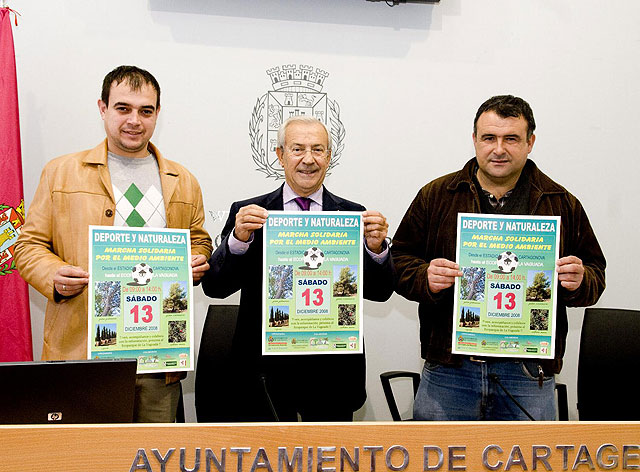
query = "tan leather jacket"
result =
(15, 140, 212, 375)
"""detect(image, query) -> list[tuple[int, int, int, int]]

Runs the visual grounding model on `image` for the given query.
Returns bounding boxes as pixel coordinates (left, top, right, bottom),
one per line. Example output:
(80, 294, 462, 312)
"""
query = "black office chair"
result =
(194, 304, 240, 422)
(380, 370, 569, 421)
(555, 382, 568, 421)
(379, 370, 421, 421)
(577, 307, 640, 420)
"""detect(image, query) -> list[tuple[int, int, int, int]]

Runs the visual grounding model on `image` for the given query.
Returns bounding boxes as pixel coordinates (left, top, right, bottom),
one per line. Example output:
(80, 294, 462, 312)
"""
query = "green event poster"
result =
(262, 211, 363, 355)
(87, 226, 193, 373)
(452, 213, 560, 359)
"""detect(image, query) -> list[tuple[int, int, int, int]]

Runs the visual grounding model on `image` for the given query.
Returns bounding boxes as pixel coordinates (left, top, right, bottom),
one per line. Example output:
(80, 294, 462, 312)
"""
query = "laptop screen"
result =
(0, 359, 137, 424)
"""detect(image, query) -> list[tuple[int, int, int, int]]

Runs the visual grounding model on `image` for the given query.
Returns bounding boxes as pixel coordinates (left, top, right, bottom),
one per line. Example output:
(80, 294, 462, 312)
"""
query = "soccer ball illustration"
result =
(131, 263, 154, 285)
(496, 251, 519, 273)
(302, 247, 324, 269)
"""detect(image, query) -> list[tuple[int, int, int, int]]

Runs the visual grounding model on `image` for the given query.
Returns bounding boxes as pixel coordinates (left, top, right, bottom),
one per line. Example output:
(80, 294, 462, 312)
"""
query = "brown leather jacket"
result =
(392, 158, 606, 374)
(15, 140, 212, 382)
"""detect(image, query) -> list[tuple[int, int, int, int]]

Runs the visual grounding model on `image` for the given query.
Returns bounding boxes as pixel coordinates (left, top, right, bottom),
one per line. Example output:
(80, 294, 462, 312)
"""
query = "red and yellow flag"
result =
(0, 7, 33, 361)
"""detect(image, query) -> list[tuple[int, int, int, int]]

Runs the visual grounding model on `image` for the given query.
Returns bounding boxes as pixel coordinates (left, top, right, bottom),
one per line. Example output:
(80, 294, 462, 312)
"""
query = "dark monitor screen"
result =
(0, 359, 137, 424)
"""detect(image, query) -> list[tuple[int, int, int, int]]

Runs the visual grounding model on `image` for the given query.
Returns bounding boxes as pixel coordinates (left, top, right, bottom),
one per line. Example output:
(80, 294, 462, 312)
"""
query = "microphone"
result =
(259, 374, 280, 421)
(489, 373, 535, 421)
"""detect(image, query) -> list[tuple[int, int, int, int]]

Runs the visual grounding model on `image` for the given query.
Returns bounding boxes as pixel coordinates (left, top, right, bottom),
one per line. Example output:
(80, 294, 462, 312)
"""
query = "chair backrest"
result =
(379, 371, 421, 421)
(577, 307, 640, 420)
(194, 304, 240, 422)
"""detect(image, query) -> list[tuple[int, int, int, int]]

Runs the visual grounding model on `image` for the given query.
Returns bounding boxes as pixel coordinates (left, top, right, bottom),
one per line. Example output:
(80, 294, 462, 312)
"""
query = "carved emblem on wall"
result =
(250, 65, 345, 180)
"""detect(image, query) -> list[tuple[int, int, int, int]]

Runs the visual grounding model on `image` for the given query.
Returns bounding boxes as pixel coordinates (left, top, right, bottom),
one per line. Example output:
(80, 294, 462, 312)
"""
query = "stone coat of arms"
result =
(250, 65, 345, 179)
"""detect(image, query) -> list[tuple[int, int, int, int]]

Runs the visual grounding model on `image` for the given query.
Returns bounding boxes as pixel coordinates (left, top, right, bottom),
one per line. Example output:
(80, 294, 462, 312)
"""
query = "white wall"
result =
(13, 0, 639, 421)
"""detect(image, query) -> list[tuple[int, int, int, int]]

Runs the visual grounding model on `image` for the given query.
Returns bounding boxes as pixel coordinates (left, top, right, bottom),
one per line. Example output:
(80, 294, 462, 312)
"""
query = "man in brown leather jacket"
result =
(392, 95, 605, 420)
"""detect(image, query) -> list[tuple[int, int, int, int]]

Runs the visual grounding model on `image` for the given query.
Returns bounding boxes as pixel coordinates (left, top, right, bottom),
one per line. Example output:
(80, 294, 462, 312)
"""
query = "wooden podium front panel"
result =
(1, 422, 639, 471)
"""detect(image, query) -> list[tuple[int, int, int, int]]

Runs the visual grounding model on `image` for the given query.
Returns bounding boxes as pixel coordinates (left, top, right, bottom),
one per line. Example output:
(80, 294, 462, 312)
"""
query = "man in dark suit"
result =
(201, 116, 394, 421)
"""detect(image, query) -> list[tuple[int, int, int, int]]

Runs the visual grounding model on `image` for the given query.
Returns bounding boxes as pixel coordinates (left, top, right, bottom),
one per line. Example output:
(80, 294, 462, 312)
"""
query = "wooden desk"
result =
(1, 422, 639, 471)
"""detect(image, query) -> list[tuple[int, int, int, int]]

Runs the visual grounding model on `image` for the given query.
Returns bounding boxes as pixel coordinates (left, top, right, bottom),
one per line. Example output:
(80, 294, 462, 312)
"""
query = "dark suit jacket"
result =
(202, 185, 394, 414)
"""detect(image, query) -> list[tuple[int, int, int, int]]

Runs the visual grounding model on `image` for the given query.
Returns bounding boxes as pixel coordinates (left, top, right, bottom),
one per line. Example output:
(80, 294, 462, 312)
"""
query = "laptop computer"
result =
(0, 358, 137, 424)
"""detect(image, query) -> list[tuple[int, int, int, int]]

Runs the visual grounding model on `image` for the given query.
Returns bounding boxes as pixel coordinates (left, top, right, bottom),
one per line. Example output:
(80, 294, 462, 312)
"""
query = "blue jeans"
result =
(413, 358, 556, 421)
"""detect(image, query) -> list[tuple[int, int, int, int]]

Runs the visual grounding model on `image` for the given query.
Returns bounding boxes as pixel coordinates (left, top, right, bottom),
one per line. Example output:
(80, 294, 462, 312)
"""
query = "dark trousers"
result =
(197, 362, 356, 422)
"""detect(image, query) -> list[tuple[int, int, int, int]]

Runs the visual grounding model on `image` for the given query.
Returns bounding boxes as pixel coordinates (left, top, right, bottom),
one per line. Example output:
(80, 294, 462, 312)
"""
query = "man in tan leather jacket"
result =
(15, 65, 212, 422)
